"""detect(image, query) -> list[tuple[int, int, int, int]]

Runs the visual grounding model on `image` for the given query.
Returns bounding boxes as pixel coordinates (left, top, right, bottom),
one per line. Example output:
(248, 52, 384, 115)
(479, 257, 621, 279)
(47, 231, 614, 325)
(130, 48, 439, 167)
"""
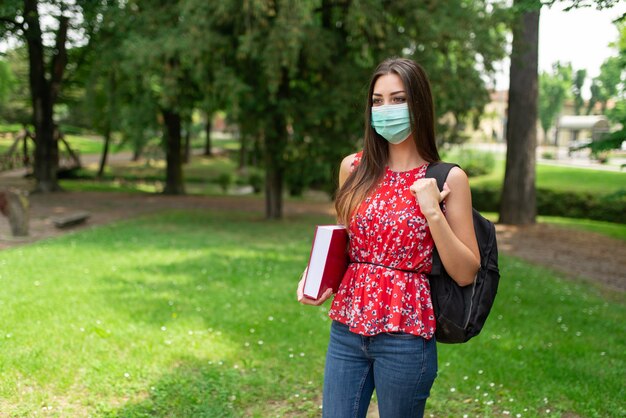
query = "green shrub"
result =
(446, 148, 496, 177)
(215, 172, 234, 193)
(470, 185, 626, 224)
(247, 168, 264, 194)
(541, 151, 555, 160)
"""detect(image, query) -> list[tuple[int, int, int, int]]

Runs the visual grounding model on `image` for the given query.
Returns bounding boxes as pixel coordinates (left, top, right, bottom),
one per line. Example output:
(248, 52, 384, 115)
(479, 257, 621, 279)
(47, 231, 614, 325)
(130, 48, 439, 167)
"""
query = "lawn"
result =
(470, 158, 626, 195)
(0, 210, 623, 417)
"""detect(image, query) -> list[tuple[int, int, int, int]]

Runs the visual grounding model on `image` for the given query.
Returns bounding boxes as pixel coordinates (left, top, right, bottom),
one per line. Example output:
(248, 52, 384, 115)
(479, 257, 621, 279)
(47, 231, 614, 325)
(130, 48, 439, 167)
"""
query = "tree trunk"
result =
(499, 1, 540, 225)
(183, 116, 192, 164)
(264, 131, 284, 220)
(97, 126, 111, 179)
(204, 114, 213, 157)
(264, 71, 290, 219)
(24, 0, 60, 193)
(239, 133, 247, 169)
(162, 108, 185, 195)
(98, 71, 116, 179)
(0, 189, 29, 237)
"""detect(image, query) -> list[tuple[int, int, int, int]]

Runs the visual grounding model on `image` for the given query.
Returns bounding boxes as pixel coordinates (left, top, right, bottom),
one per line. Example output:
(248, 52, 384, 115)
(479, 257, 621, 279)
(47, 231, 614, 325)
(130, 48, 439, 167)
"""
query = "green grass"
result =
(0, 210, 623, 417)
(470, 159, 626, 195)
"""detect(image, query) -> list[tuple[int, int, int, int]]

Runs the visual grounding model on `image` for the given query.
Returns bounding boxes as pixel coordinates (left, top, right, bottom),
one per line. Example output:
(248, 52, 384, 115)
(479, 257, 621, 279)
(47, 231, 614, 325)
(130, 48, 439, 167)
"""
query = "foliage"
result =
(539, 62, 572, 141)
(0, 47, 30, 124)
(0, 210, 623, 416)
(588, 56, 623, 114)
(571, 68, 587, 114)
(444, 148, 497, 177)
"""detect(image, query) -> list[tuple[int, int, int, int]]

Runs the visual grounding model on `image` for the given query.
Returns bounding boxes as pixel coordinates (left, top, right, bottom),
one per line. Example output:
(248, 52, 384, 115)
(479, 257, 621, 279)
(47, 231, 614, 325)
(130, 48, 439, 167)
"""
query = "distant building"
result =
(556, 115, 610, 149)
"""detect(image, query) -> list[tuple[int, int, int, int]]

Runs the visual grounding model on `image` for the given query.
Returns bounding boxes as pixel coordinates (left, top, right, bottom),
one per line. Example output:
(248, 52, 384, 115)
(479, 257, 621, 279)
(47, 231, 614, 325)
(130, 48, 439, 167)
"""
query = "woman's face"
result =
(372, 73, 407, 107)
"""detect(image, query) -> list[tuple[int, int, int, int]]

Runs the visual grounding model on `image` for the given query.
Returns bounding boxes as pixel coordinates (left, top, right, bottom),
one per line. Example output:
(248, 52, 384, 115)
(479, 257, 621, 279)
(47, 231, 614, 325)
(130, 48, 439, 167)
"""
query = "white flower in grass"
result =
(289, 354, 294, 358)
(257, 340, 264, 345)
(249, 328, 255, 333)
(478, 369, 483, 374)
(503, 411, 510, 415)
(600, 352, 606, 356)
(124, 372, 130, 378)
(244, 342, 250, 347)
(268, 316, 274, 321)
(463, 376, 468, 380)
(299, 352, 305, 357)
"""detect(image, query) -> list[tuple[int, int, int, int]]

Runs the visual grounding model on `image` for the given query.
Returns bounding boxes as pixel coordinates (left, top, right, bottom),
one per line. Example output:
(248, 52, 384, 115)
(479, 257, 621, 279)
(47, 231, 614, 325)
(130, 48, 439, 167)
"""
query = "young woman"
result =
(297, 57, 480, 418)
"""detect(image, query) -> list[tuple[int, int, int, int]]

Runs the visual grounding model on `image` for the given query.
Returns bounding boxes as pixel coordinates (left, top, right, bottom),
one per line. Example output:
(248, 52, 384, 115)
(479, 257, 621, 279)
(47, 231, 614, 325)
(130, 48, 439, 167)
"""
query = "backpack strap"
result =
(425, 162, 460, 276)
(425, 162, 459, 192)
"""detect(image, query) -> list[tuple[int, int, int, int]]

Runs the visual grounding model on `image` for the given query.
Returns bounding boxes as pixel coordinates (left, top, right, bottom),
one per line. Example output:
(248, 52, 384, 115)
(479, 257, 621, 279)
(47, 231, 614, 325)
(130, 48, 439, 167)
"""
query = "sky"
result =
(494, 3, 626, 96)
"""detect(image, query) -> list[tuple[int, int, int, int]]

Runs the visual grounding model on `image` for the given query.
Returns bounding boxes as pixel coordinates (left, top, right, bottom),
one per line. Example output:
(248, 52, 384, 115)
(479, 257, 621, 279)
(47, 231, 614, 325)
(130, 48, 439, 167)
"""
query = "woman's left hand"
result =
(409, 178, 450, 218)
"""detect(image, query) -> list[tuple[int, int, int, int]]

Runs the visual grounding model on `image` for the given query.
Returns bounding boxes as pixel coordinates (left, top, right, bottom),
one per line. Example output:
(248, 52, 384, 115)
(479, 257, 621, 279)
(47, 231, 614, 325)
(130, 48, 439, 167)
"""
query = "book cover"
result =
(303, 225, 349, 300)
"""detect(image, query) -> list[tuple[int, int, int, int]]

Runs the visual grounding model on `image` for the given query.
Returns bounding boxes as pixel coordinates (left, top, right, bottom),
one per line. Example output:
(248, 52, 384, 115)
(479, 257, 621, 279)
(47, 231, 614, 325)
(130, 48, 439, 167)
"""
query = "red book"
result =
(303, 225, 349, 300)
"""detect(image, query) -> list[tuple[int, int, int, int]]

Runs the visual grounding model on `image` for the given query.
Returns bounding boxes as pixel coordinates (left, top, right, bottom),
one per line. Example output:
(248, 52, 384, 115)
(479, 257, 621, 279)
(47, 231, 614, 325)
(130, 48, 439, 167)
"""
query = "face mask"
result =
(371, 103, 412, 144)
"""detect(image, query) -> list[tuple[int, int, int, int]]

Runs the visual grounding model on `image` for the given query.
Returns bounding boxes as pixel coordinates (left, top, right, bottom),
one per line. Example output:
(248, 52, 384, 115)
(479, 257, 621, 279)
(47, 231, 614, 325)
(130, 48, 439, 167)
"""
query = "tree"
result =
(0, 0, 106, 192)
(538, 62, 571, 143)
(116, 0, 205, 195)
(587, 56, 622, 114)
(499, 0, 619, 225)
(183, 0, 508, 219)
(499, 0, 540, 225)
(571, 68, 587, 115)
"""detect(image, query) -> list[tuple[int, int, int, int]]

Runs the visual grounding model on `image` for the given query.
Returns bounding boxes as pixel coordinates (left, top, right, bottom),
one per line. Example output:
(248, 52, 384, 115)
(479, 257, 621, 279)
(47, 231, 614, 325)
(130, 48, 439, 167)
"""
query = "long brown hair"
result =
(335, 57, 440, 225)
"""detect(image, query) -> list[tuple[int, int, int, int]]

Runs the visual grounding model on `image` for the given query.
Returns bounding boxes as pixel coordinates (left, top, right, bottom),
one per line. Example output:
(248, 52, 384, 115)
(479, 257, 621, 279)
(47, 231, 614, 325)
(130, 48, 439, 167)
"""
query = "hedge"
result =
(471, 186, 626, 224)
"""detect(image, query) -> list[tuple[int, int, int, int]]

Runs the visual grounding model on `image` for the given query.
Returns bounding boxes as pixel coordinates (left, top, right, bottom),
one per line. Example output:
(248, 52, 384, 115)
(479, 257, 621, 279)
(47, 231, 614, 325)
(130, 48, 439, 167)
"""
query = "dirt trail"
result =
(1, 188, 624, 293)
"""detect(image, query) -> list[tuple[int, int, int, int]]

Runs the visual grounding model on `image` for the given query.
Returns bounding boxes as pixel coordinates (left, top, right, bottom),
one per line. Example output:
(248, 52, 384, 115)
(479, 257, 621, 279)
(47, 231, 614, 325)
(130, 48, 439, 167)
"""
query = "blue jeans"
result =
(322, 321, 438, 418)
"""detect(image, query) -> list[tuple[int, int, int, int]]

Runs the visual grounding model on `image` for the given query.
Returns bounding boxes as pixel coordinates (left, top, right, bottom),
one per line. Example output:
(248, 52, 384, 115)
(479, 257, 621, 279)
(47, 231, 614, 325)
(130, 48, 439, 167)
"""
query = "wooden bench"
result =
(52, 211, 91, 228)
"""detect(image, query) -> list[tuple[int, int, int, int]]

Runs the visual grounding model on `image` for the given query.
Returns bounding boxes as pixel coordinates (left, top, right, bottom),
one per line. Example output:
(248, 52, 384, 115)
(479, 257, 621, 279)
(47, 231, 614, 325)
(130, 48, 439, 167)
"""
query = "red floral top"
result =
(329, 152, 436, 339)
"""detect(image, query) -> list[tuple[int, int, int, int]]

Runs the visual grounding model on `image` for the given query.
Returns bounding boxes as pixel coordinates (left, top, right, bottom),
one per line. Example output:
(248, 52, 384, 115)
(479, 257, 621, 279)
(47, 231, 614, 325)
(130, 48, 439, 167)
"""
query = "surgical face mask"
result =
(371, 103, 412, 144)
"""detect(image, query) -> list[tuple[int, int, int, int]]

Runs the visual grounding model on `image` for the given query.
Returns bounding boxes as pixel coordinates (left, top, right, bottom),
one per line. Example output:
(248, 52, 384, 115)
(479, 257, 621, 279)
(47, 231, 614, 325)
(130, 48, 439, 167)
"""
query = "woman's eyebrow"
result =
(372, 90, 405, 96)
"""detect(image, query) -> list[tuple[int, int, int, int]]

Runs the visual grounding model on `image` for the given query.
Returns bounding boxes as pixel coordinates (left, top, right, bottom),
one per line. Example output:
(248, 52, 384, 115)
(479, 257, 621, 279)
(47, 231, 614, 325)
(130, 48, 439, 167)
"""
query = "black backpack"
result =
(425, 162, 500, 344)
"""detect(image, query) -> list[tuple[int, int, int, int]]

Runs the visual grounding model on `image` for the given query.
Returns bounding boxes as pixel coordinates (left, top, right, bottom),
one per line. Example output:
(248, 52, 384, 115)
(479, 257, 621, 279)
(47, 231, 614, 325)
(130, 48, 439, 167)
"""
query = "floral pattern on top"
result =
(329, 151, 436, 338)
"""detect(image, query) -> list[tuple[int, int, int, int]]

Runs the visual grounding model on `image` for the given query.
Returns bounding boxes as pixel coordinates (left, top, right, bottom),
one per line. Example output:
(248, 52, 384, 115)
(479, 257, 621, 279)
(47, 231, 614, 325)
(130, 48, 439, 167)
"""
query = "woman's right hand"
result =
(297, 268, 334, 306)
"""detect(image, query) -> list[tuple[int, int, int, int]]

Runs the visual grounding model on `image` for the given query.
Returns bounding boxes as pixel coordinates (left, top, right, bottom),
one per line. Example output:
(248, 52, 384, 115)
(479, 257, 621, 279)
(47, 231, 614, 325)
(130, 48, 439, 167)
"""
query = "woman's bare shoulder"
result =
(340, 153, 359, 172)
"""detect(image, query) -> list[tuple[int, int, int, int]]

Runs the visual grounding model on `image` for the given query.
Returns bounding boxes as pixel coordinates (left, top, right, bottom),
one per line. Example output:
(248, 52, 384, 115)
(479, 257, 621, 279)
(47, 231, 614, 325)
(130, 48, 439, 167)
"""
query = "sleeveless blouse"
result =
(328, 152, 436, 339)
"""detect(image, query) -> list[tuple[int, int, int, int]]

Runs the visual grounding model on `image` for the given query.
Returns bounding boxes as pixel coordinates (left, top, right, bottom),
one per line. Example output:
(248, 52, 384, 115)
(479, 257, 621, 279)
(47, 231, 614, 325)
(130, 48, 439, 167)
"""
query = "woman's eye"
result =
(394, 97, 406, 103)
(372, 98, 382, 105)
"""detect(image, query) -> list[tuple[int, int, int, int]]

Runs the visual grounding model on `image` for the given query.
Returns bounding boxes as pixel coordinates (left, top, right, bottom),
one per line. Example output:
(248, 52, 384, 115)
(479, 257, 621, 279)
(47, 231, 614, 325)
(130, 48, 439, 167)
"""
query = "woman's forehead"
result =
(373, 73, 405, 93)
